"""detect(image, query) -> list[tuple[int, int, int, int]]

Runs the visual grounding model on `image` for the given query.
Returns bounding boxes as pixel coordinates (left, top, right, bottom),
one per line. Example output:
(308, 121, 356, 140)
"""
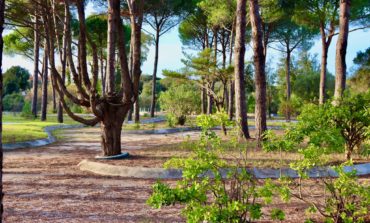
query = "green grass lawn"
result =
(3, 113, 78, 144)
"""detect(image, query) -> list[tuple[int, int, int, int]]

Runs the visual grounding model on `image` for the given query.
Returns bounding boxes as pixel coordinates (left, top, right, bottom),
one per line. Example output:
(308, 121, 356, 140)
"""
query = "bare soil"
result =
(3, 127, 370, 222)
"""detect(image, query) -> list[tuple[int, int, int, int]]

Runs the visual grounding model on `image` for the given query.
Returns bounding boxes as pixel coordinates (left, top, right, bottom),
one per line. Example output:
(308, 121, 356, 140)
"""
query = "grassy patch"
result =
(3, 113, 79, 144)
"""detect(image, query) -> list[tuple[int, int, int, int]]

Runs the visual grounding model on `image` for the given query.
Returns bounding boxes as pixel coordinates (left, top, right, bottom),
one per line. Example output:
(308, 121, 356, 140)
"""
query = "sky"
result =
(3, 3, 370, 78)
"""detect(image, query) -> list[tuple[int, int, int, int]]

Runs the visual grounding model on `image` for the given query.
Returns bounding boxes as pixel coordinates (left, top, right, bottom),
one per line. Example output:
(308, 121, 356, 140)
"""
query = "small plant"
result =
(147, 114, 284, 222)
(165, 114, 176, 128)
(282, 162, 370, 223)
(20, 101, 34, 119)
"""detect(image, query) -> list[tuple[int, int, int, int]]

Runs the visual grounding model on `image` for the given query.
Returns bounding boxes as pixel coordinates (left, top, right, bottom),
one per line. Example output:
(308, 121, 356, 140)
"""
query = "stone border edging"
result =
(78, 160, 370, 179)
(3, 124, 85, 150)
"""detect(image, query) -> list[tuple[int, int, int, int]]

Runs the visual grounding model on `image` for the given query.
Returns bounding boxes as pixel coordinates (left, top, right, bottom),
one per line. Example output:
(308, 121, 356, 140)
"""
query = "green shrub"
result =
(265, 92, 370, 160)
(159, 84, 201, 124)
(147, 114, 284, 222)
(3, 92, 24, 112)
(21, 101, 34, 119)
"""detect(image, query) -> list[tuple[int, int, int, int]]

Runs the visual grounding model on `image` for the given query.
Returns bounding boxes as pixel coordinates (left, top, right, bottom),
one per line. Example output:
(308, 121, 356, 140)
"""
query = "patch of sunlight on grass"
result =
(3, 113, 79, 143)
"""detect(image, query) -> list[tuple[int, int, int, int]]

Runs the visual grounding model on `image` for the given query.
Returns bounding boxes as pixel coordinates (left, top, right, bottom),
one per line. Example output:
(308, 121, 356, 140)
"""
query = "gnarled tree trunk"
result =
(100, 102, 130, 156)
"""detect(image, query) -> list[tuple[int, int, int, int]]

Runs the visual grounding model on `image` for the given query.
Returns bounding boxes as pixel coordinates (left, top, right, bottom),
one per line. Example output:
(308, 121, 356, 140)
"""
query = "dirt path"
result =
(3, 127, 199, 223)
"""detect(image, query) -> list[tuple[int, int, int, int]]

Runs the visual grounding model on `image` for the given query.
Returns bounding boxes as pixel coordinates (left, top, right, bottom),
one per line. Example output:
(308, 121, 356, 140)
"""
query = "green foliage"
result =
(271, 208, 285, 221)
(159, 83, 201, 123)
(3, 28, 33, 57)
(278, 94, 303, 117)
(348, 47, 370, 94)
(21, 101, 34, 119)
(320, 164, 370, 223)
(265, 92, 370, 160)
(3, 93, 25, 112)
(3, 66, 31, 96)
(165, 114, 176, 127)
(148, 113, 284, 222)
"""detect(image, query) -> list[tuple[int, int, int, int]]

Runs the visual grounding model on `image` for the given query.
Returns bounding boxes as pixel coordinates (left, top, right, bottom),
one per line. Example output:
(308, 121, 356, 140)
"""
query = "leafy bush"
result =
(264, 93, 370, 222)
(159, 84, 201, 125)
(3, 92, 25, 112)
(147, 114, 284, 222)
(21, 101, 34, 118)
(280, 162, 370, 223)
(265, 92, 370, 160)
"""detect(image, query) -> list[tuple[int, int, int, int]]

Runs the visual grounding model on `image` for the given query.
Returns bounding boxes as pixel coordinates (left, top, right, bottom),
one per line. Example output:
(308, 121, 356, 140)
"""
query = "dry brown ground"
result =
(3, 127, 370, 222)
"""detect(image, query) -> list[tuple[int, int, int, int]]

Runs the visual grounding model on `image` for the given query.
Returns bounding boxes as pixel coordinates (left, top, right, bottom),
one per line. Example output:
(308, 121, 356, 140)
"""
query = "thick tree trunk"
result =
(0, 0, 5, 219)
(334, 0, 350, 102)
(250, 0, 267, 143)
(285, 49, 291, 121)
(150, 31, 160, 117)
(32, 14, 40, 118)
(41, 42, 49, 121)
(106, 0, 118, 96)
(234, 0, 250, 139)
(100, 103, 130, 156)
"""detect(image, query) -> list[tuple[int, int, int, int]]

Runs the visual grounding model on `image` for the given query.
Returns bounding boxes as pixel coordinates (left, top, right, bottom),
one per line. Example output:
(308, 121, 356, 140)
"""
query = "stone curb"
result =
(78, 159, 370, 179)
(3, 124, 85, 150)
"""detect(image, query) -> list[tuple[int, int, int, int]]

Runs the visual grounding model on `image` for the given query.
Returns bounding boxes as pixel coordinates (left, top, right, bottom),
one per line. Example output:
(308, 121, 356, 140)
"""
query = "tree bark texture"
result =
(41, 40, 48, 121)
(334, 0, 350, 102)
(285, 49, 291, 121)
(150, 30, 160, 117)
(32, 13, 40, 118)
(249, 0, 267, 143)
(0, 0, 5, 219)
(234, 0, 250, 139)
(134, 100, 140, 123)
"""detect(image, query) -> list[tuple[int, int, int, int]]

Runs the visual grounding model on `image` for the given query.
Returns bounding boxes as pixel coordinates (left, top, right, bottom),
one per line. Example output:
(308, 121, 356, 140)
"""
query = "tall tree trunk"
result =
(41, 40, 49, 121)
(319, 40, 328, 105)
(134, 100, 140, 123)
(52, 80, 57, 112)
(100, 51, 106, 95)
(334, 0, 350, 102)
(228, 22, 235, 121)
(127, 105, 133, 121)
(285, 49, 291, 121)
(234, 0, 250, 139)
(150, 30, 160, 117)
(32, 13, 40, 118)
(0, 0, 5, 219)
(228, 81, 234, 120)
(207, 82, 215, 114)
(250, 0, 267, 143)
(201, 87, 207, 114)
